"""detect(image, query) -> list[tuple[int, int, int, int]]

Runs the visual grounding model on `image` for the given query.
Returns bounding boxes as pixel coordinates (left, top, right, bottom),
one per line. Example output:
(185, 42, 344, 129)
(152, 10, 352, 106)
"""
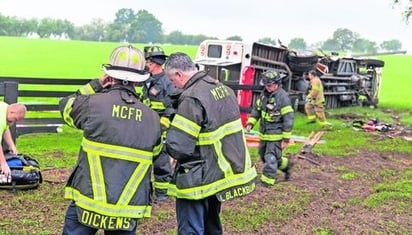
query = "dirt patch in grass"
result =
(0, 151, 411, 234)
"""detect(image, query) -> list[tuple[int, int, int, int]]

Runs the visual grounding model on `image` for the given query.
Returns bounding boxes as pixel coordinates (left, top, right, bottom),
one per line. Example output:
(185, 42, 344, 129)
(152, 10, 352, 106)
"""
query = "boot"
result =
(284, 161, 294, 181)
(155, 189, 169, 202)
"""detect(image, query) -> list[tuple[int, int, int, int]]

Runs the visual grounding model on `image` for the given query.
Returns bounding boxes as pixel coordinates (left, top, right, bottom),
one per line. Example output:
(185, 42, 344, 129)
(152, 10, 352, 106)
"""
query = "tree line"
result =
(0, 8, 405, 53)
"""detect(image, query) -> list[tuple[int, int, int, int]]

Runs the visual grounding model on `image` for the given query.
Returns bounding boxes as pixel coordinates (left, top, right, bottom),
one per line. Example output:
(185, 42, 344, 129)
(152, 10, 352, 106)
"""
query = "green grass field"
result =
(1, 36, 411, 109)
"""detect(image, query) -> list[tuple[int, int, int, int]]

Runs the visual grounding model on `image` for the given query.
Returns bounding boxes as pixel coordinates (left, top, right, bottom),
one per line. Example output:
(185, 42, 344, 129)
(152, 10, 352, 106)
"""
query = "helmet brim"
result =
(103, 66, 150, 82)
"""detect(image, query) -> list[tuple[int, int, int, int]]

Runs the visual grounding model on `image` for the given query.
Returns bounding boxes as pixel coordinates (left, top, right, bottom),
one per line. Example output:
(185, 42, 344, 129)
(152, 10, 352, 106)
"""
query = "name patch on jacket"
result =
(77, 207, 136, 231)
(112, 105, 142, 121)
(216, 180, 256, 202)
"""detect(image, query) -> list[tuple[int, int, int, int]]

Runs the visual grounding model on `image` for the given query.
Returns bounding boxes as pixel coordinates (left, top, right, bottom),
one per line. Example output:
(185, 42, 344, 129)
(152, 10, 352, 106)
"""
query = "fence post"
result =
(2, 82, 19, 152)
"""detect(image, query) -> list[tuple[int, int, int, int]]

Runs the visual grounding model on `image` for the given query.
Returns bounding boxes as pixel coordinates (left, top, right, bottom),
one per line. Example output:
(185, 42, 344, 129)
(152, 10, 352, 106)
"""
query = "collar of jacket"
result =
(183, 71, 215, 89)
(146, 71, 166, 83)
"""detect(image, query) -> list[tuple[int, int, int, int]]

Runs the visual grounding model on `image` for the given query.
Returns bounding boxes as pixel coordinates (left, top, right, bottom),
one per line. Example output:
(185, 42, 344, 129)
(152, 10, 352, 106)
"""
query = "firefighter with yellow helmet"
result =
(59, 45, 162, 234)
(246, 70, 294, 186)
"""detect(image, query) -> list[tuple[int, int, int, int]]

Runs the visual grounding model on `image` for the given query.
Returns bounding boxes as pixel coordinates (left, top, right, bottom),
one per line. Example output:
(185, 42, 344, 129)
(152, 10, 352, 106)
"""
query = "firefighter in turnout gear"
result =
(164, 52, 257, 235)
(142, 45, 177, 202)
(59, 45, 162, 234)
(246, 70, 294, 187)
(304, 70, 332, 127)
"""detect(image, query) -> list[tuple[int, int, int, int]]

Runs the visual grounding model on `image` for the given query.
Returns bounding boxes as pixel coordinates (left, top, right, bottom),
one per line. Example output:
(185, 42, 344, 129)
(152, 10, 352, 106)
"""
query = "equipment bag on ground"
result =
(0, 153, 43, 191)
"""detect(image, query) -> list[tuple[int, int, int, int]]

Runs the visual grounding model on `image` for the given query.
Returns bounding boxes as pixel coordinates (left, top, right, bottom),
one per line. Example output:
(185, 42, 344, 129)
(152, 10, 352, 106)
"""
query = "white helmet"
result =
(103, 45, 150, 82)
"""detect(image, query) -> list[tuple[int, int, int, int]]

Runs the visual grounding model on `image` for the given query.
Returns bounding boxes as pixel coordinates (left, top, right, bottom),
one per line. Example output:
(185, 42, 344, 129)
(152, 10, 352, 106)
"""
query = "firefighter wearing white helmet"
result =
(142, 45, 178, 202)
(245, 70, 295, 186)
(59, 45, 162, 234)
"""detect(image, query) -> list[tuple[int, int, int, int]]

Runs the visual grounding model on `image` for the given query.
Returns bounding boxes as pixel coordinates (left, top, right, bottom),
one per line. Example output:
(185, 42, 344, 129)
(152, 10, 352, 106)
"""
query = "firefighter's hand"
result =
(99, 74, 115, 88)
(245, 124, 252, 132)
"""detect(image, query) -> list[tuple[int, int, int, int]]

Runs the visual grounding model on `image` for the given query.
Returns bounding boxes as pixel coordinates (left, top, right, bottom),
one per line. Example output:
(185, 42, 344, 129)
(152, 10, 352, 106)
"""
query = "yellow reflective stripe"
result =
(307, 115, 316, 120)
(82, 138, 153, 164)
(279, 157, 288, 170)
(242, 133, 252, 167)
(153, 142, 163, 157)
(171, 114, 201, 138)
(259, 133, 283, 141)
(213, 141, 233, 177)
(87, 152, 106, 201)
(160, 116, 171, 128)
(280, 105, 293, 115)
(261, 174, 275, 185)
(154, 181, 170, 190)
(150, 101, 165, 110)
(168, 167, 257, 199)
(197, 119, 242, 145)
(79, 83, 95, 95)
(247, 117, 257, 126)
(63, 97, 76, 128)
(118, 164, 150, 205)
(65, 187, 152, 218)
(283, 131, 292, 139)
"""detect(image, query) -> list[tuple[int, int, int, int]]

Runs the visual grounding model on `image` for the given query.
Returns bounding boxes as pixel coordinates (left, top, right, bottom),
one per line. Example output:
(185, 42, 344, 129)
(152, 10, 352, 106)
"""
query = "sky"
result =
(1, 0, 411, 52)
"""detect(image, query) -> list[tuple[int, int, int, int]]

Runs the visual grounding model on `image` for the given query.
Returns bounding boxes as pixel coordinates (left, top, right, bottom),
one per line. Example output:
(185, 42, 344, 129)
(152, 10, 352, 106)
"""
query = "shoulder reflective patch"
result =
(216, 180, 256, 202)
(76, 207, 136, 231)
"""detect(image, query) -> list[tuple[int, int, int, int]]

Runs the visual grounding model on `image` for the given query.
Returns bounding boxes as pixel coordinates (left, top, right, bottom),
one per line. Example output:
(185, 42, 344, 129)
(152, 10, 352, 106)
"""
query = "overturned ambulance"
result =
(194, 39, 397, 126)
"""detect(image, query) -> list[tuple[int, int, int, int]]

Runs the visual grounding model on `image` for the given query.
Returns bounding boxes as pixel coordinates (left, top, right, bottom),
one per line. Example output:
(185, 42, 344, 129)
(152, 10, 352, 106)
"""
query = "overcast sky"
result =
(1, 0, 411, 52)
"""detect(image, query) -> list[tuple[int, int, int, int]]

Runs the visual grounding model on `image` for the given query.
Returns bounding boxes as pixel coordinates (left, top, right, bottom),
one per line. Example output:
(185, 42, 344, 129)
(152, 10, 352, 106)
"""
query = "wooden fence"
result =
(0, 77, 91, 146)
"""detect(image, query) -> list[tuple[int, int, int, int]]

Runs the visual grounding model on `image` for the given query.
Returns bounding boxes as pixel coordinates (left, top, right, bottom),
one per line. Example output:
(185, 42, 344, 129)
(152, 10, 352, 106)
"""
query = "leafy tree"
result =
(352, 38, 378, 53)
(226, 35, 242, 41)
(332, 28, 359, 51)
(37, 18, 55, 38)
(108, 8, 137, 42)
(380, 39, 402, 51)
(393, 0, 412, 22)
(74, 19, 108, 41)
(258, 37, 276, 45)
(288, 38, 307, 50)
(321, 39, 340, 52)
(133, 9, 163, 43)
(166, 30, 185, 44)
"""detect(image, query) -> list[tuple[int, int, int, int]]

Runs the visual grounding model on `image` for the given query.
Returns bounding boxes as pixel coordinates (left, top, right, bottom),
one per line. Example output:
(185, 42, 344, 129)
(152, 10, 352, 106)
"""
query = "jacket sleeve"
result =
(165, 97, 203, 162)
(279, 93, 294, 139)
(246, 96, 262, 127)
(59, 79, 103, 129)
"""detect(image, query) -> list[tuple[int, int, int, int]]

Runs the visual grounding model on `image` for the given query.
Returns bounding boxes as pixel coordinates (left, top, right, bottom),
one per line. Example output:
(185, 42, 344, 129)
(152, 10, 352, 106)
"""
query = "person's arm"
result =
(0, 144, 11, 177)
(3, 129, 17, 154)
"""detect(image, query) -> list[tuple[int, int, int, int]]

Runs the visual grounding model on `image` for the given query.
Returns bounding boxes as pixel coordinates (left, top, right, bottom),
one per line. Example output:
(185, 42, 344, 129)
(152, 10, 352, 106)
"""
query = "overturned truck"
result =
(194, 39, 405, 125)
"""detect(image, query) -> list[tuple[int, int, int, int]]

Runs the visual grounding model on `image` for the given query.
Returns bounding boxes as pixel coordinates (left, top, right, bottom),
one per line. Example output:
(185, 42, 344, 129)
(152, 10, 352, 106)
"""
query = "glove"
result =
(305, 96, 312, 103)
(245, 124, 253, 132)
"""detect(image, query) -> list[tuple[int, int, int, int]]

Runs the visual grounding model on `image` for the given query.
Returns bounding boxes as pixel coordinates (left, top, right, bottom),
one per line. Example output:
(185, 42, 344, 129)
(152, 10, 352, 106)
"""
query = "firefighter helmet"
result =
(260, 70, 284, 85)
(102, 45, 150, 82)
(144, 46, 168, 65)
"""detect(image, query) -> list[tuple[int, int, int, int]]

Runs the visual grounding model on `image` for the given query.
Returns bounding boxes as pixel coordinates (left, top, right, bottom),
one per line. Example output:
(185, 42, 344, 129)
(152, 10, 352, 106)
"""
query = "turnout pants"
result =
(305, 102, 327, 123)
(176, 195, 223, 235)
(259, 141, 289, 185)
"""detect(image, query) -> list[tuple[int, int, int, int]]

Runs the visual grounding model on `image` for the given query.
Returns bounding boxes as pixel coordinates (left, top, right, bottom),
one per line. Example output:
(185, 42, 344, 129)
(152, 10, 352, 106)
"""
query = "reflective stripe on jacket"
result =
(165, 71, 257, 200)
(247, 88, 294, 141)
(59, 79, 162, 219)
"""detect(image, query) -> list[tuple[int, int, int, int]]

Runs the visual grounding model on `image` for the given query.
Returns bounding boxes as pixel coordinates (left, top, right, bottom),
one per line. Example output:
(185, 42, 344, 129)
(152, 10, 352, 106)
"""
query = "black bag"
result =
(0, 153, 43, 192)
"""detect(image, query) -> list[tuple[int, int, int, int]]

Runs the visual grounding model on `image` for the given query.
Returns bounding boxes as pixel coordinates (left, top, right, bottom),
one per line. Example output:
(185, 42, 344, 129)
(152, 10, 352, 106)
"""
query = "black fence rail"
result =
(0, 77, 91, 144)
